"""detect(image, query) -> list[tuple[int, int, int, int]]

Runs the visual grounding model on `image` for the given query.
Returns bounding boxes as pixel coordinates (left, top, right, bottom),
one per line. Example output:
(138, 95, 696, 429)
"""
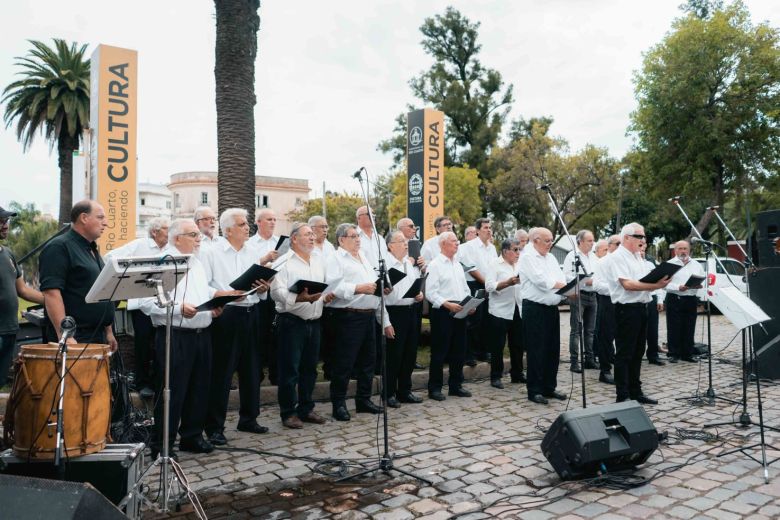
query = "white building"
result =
(167, 171, 309, 235)
(137, 183, 173, 237)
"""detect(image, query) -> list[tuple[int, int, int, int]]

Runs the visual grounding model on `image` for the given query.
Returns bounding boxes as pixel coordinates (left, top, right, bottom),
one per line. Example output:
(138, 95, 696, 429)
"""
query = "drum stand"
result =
(119, 280, 205, 518)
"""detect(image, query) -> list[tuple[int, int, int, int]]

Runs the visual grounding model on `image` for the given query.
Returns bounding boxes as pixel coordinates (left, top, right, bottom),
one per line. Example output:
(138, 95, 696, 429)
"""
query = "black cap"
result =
(0, 206, 17, 219)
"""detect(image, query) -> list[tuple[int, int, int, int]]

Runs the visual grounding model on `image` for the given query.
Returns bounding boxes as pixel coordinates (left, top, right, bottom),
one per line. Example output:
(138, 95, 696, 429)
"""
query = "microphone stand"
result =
(336, 168, 431, 485)
(703, 207, 777, 482)
(540, 185, 588, 409)
(671, 200, 738, 406)
(53, 319, 76, 478)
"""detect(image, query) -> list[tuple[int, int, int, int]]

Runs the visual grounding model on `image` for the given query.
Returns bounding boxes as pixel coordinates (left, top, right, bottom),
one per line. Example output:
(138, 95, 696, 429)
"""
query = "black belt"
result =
(387, 305, 415, 310)
(337, 307, 374, 314)
(615, 302, 646, 308)
(278, 312, 320, 323)
(157, 325, 206, 334)
(524, 300, 557, 308)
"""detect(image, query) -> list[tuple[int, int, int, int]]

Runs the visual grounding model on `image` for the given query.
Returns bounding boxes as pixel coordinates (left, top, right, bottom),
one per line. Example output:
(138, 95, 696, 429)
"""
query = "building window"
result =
(174, 193, 180, 208)
(262, 195, 269, 208)
(165, 200, 171, 209)
(140, 198, 146, 206)
(255, 195, 261, 207)
(201, 192, 208, 205)
(295, 197, 302, 207)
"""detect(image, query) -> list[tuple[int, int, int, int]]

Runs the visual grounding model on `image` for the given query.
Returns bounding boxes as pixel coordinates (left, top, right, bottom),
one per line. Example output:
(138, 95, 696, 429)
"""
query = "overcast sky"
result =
(2, 1, 778, 216)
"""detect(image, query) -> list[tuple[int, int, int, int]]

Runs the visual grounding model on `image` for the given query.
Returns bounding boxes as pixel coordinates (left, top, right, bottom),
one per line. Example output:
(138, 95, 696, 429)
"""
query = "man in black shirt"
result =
(39, 200, 117, 349)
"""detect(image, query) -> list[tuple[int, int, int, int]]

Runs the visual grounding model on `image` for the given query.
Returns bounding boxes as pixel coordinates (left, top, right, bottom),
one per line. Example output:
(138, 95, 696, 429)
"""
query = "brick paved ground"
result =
(136, 314, 780, 518)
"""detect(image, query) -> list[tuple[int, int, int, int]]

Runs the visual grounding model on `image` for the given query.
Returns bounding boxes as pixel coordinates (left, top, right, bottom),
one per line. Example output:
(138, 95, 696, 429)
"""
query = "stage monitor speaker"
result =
(0, 474, 126, 519)
(748, 267, 780, 379)
(756, 210, 780, 267)
(541, 401, 658, 480)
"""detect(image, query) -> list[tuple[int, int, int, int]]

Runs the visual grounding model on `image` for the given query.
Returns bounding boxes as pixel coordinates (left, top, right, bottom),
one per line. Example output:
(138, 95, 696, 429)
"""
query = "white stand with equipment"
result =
(86, 254, 206, 517)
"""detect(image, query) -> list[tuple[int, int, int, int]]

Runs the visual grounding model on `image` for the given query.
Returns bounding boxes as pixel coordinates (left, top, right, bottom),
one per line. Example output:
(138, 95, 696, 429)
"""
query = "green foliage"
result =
(286, 193, 366, 242)
(3, 202, 59, 285)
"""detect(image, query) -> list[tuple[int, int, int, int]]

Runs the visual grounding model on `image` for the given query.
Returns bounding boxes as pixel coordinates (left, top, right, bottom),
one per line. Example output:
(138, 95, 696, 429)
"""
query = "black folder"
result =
(408, 239, 421, 261)
(555, 274, 591, 296)
(289, 279, 328, 294)
(373, 267, 407, 296)
(403, 275, 426, 298)
(275, 235, 289, 251)
(460, 262, 477, 273)
(685, 274, 705, 288)
(639, 261, 683, 283)
(229, 264, 277, 291)
(195, 293, 245, 312)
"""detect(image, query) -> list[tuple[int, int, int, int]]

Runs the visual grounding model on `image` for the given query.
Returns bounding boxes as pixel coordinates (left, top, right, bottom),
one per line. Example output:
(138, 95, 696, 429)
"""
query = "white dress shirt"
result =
(665, 256, 705, 296)
(517, 246, 565, 306)
(201, 239, 264, 306)
(139, 250, 215, 329)
(591, 255, 613, 297)
(562, 249, 597, 293)
(358, 228, 388, 270)
(425, 253, 470, 309)
(485, 257, 522, 320)
(605, 246, 652, 304)
(270, 250, 326, 320)
(247, 233, 279, 256)
(384, 255, 421, 307)
(105, 237, 170, 310)
(325, 248, 390, 328)
(420, 235, 441, 263)
(312, 240, 336, 263)
(198, 234, 222, 255)
(459, 237, 498, 283)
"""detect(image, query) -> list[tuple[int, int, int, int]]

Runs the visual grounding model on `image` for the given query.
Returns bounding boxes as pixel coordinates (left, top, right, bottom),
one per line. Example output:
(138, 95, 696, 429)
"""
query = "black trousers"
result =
(386, 305, 419, 398)
(594, 294, 616, 373)
(466, 281, 488, 361)
(522, 301, 560, 398)
(488, 307, 525, 380)
(256, 296, 278, 384)
(614, 302, 648, 401)
(646, 296, 660, 360)
(320, 308, 338, 379)
(276, 313, 320, 420)
(329, 310, 376, 406)
(428, 307, 466, 392)
(151, 327, 211, 450)
(206, 305, 261, 434)
(665, 294, 698, 359)
(130, 310, 156, 389)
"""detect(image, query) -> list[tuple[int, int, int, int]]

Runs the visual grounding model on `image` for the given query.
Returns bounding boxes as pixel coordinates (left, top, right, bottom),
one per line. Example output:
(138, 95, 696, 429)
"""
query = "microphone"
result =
(668, 196, 681, 202)
(707, 205, 720, 211)
(536, 183, 551, 191)
(691, 237, 715, 246)
(352, 167, 364, 179)
(59, 316, 77, 343)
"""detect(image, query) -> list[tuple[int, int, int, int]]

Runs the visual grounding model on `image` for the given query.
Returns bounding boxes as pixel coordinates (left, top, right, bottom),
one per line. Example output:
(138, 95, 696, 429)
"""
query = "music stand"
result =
(704, 286, 777, 482)
(87, 255, 206, 516)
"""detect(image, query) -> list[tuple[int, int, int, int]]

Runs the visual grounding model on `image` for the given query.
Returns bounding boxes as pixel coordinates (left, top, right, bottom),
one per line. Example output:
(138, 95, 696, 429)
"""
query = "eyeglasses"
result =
(313, 225, 329, 229)
(629, 234, 646, 240)
(389, 240, 406, 245)
(402, 224, 418, 230)
(536, 238, 553, 244)
(344, 234, 359, 239)
(510, 248, 522, 252)
(180, 232, 200, 238)
(196, 217, 216, 222)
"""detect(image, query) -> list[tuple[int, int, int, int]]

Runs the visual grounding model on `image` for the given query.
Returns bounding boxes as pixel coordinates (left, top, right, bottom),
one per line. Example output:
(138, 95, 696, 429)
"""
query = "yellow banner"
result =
(90, 45, 137, 252)
(422, 109, 444, 241)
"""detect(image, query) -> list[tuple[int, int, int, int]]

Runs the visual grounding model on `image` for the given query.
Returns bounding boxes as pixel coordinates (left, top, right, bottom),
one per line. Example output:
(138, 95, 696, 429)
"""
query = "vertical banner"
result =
(406, 109, 444, 241)
(90, 45, 137, 252)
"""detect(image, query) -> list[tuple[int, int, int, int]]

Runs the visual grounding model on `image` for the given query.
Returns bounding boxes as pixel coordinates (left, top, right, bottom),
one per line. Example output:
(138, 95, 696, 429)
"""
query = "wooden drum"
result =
(3, 343, 112, 459)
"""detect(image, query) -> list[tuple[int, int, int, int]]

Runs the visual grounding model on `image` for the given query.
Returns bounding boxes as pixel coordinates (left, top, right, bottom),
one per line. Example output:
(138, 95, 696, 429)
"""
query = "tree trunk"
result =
(57, 130, 77, 224)
(214, 0, 261, 226)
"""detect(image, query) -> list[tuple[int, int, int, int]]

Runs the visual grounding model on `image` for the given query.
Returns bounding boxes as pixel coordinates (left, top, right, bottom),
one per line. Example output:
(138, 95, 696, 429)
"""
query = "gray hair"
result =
(147, 217, 170, 237)
(438, 231, 457, 245)
(255, 207, 275, 223)
(386, 230, 405, 246)
(576, 229, 593, 244)
(307, 215, 326, 226)
(167, 218, 193, 245)
(219, 208, 247, 233)
(335, 223, 357, 242)
(595, 239, 608, 249)
(290, 222, 308, 240)
(608, 234, 621, 246)
(620, 222, 642, 238)
(396, 217, 413, 230)
(193, 206, 214, 222)
(514, 228, 528, 240)
(501, 238, 520, 252)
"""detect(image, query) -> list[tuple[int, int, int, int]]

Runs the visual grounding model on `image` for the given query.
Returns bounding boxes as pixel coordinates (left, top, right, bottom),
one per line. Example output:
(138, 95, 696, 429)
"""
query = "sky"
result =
(2, 0, 779, 216)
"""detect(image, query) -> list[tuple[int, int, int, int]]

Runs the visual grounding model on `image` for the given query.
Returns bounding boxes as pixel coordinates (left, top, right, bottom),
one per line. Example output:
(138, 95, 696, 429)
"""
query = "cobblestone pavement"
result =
(142, 314, 780, 519)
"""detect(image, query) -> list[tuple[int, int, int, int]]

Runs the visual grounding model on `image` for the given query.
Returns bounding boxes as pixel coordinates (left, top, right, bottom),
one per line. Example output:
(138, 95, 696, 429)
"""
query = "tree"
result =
(214, 0, 261, 226)
(379, 7, 513, 187)
(4, 201, 59, 286)
(2, 39, 90, 224)
(629, 1, 780, 236)
(286, 193, 365, 242)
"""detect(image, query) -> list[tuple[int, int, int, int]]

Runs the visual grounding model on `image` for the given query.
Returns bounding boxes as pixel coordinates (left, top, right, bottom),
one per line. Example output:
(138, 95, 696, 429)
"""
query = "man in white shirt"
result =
(308, 215, 336, 262)
(605, 222, 671, 404)
(563, 230, 599, 373)
(105, 217, 170, 398)
(464, 226, 477, 242)
(271, 223, 335, 429)
(355, 205, 387, 270)
(420, 215, 454, 263)
(514, 229, 529, 249)
(384, 231, 425, 407)
(485, 238, 524, 389)
(518, 227, 566, 405)
(194, 206, 221, 252)
(459, 218, 498, 366)
(640, 242, 666, 366)
(425, 231, 476, 401)
(664, 240, 705, 363)
(202, 208, 272, 445)
(592, 238, 616, 384)
(139, 219, 237, 458)
(325, 223, 392, 421)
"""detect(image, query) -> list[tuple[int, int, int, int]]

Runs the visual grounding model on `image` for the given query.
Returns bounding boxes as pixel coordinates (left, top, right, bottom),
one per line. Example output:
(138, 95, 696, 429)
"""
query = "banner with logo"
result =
(90, 45, 137, 253)
(407, 109, 444, 241)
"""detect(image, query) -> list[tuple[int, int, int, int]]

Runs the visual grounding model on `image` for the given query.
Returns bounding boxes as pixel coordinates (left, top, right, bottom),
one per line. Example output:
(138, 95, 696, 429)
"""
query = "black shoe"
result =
(333, 406, 351, 421)
(150, 446, 178, 461)
(582, 360, 598, 370)
(465, 359, 477, 367)
(529, 394, 549, 405)
(475, 354, 490, 362)
(681, 356, 698, 363)
(448, 387, 472, 397)
(511, 373, 527, 384)
(599, 372, 615, 385)
(386, 397, 401, 409)
(616, 396, 629, 403)
(648, 358, 666, 366)
(237, 421, 269, 434)
(398, 392, 422, 403)
(428, 391, 446, 401)
(355, 399, 383, 414)
(544, 391, 567, 401)
(207, 432, 227, 446)
(490, 379, 504, 389)
(667, 356, 679, 363)
(414, 362, 425, 370)
(635, 394, 658, 405)
(179, 437, 214, 454)
(570, 362, 582, 373)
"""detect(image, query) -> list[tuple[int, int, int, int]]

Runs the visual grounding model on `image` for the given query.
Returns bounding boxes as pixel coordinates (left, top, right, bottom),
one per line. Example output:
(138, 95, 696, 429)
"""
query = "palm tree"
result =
(214, 0, 261, 225)
(3, 39, 90, 224)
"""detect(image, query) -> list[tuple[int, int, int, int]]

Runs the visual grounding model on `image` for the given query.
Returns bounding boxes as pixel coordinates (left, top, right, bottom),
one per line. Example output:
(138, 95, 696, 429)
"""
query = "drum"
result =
(3, 343, 112, 459)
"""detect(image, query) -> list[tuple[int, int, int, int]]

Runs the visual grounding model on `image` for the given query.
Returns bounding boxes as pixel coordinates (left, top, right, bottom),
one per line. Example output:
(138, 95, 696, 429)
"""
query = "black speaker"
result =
(749, 267, 780, 379)
(0, 474, 126, 519)
(756, 210, 780, 267)
(541, 401, 659, 480)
